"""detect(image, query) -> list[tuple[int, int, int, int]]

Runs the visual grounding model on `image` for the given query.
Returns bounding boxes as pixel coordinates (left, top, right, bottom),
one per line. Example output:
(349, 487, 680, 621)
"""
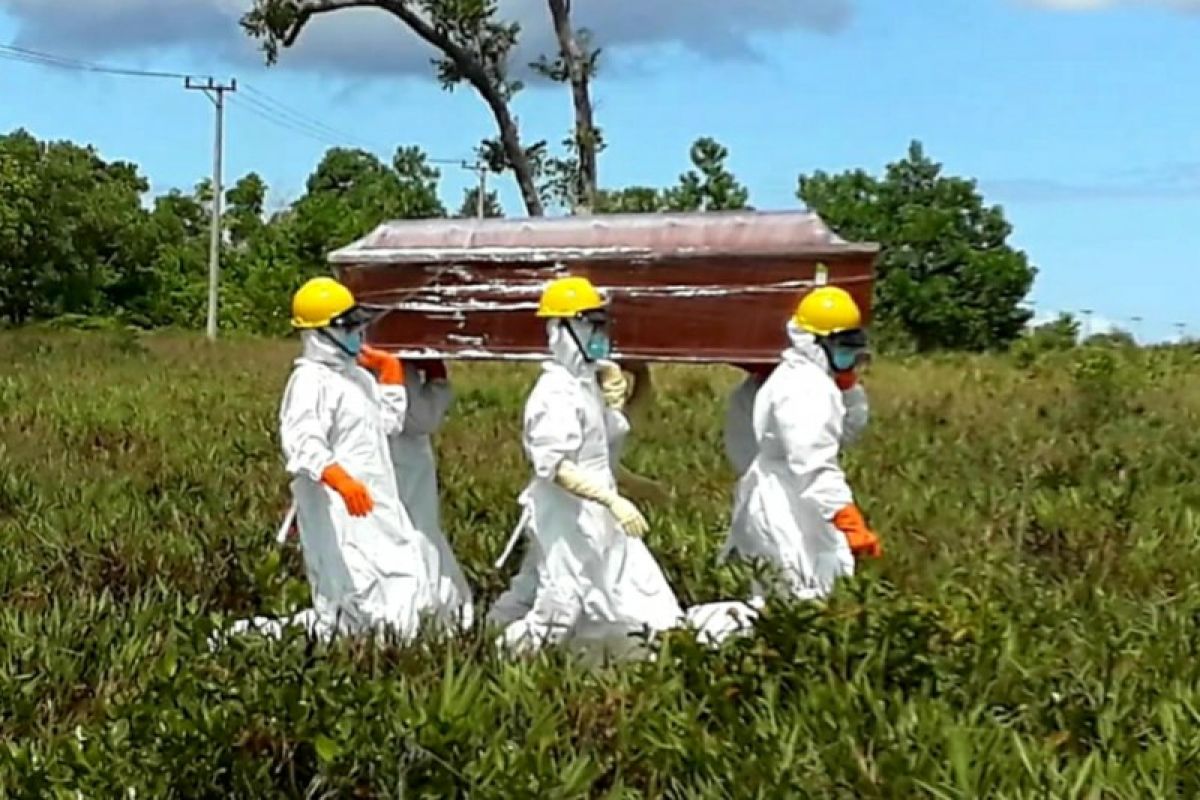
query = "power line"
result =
(229, 93, 481, 180)
(0, 43, 196, 80)
(239, 83, 383, 151)
(2, 41, 482, 170)
(231, 93, 353, 149)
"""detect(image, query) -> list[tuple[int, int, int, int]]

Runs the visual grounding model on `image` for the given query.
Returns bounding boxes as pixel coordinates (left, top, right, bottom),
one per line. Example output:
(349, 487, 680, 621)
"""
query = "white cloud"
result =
(0, 0, 855, 76)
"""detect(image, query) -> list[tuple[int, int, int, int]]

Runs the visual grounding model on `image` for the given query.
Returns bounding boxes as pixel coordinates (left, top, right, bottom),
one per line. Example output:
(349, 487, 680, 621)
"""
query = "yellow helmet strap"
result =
(557, 319, 591, 364)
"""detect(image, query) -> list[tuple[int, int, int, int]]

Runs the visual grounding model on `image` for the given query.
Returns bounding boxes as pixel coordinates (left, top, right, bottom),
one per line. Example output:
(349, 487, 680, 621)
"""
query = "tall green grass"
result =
(2, 332, 1199, 797)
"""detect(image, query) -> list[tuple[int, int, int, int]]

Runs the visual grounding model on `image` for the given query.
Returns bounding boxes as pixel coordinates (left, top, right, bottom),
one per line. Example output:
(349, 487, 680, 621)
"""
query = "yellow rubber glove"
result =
(595, 361, 629, 410)
(554, 460, 649, 537)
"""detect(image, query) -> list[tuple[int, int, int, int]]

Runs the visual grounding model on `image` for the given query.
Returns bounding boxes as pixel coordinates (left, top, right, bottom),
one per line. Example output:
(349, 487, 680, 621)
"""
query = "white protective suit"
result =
(389, 363, 474, 630)
(724, 370, 868, 478)
(274, 331, 444, 639)
(497, 321, 686, 652)
(490, 332, 759, 649)
(725, 323, 863, 603)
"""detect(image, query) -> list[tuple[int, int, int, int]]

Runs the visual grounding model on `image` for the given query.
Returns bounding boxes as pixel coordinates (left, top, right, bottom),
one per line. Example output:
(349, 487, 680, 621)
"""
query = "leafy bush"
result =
(1, 333, 1199, 796)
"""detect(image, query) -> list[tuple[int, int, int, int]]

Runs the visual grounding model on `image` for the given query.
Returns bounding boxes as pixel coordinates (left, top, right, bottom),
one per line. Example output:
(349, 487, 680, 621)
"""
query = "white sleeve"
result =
(604, 407, 630, 466)
(402, 371, 453, 437)
(771, 380, 853, 519)
(523, 382, 583, 480)
(368, 366, 408, 437)
(840, 384, 869, 449)
(279, 366, 336, 481)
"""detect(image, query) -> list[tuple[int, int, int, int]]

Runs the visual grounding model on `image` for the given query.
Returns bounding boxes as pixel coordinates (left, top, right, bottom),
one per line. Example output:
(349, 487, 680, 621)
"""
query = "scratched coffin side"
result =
(330, 212, 879, 362)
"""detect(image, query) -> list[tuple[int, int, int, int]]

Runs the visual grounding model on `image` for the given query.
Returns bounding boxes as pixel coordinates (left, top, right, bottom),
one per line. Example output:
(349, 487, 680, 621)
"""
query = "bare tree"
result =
(533, 0, 601, 213)
(242, 0, 545, 216)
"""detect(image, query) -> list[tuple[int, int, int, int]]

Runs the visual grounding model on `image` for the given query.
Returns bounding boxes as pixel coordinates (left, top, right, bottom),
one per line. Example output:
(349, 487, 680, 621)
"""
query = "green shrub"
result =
(1, 333, 1199, 796)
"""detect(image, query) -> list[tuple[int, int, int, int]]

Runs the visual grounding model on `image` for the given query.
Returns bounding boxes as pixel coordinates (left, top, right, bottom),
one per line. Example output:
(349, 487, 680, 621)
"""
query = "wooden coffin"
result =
(330, 210, 879, 363)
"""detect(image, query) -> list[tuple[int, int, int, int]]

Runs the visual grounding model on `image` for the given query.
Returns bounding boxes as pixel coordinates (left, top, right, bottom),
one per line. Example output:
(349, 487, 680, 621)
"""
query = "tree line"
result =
(1, 0, 1044, 348)
(0, 127, 1037, 348)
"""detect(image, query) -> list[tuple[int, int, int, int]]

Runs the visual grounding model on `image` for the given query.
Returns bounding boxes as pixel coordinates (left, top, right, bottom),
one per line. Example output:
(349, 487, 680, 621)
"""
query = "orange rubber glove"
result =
(833, 504, 882, 559)
(357, 346, 404, 385)
(834, 370, 858, 391)
(321, 464, 374, 517)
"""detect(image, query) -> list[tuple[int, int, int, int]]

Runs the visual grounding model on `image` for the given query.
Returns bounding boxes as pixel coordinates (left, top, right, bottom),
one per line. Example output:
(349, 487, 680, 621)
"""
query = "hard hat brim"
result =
(291, 317, 324, 330)
(536, 299, 608, 318)
(291, 303, 388, 330)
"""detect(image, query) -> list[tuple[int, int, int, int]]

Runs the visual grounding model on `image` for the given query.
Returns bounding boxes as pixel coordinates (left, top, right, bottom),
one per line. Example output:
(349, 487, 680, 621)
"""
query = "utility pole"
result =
(464, 160, 488, 219)
(185, 77, 236, 341)
(477, 165, 487, 219)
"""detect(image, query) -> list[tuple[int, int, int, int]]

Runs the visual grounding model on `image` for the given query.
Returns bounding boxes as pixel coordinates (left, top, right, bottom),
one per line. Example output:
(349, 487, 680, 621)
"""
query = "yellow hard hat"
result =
(793, 286, 862, 336)
(537, 276, 607, 318)
(291, 277, 356, 329)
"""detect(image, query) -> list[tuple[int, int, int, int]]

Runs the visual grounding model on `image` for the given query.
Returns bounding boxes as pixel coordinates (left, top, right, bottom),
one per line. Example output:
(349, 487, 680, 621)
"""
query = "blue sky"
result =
(1, 0, 1197, 342)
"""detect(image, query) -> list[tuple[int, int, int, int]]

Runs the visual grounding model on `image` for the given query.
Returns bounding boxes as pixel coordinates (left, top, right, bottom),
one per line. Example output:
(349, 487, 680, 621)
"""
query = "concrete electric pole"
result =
(464, 160, 489, 219)
(185, 77, 236, 341)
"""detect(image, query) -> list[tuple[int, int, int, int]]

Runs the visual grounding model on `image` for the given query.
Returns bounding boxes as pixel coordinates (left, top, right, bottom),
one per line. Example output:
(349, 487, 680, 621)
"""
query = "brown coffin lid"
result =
(329, 209, 880, 265)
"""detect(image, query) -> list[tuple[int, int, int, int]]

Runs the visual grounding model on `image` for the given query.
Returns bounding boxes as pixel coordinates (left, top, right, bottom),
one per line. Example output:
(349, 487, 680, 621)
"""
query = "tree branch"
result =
(280, 0, 378, 47)
(546, 0, 598, 213)
(253, 0, 544, 216)
(375, 0, 543, 216)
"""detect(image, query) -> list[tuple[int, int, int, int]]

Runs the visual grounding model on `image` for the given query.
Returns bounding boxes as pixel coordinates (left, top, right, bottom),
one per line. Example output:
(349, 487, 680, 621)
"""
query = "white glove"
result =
(554, 460, 649, 537)
(595, 361, 629, 410)
(608, 496, 649, 537)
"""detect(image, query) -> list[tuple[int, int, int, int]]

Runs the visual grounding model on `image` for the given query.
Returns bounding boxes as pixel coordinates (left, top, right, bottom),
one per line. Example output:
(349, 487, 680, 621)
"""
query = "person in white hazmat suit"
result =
(260, 277, 449, 641)
(389, 358, 474, 631)
(486, 360, 665, 631)
(493, 276, 685, 653)
(724, 359, 869, 481)
(491, 276, 757, 652)
(726, 286, 882, 605)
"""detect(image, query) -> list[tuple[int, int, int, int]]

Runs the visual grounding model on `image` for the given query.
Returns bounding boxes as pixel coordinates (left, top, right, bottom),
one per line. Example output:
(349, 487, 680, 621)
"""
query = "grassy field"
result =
(2, 330, 1200, 797)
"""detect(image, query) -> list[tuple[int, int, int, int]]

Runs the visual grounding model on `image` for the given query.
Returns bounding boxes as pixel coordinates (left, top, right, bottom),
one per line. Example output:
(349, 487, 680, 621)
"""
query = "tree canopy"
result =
(597, 138, 750, 214)
(1, 128, 1047, 352)
(799, 141, 1036, 351)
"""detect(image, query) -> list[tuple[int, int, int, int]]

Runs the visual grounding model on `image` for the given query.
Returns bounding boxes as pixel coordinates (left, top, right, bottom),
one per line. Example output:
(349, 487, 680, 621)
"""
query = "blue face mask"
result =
(829, 345, 860, 372)
(325, 327, 364, 357)
(343, 330, 364, 356)
(586, 330, 611, 360)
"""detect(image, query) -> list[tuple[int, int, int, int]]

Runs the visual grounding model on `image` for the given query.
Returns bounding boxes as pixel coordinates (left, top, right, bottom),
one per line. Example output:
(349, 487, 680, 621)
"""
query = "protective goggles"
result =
(826, 328, 867, 350)
(821, 328, 869, 372)
(576, 308, 609, 328)
(329, 303, 389, 331)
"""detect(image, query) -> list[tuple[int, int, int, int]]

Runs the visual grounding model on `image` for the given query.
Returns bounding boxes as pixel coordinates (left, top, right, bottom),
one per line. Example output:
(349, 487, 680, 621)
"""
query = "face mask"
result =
(585, 330, 611, 360)
(324, 327, 364, 357)
(562, 319, 611, 362)
(828, 345, 860, 373)
(342, 330, 364, 356)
